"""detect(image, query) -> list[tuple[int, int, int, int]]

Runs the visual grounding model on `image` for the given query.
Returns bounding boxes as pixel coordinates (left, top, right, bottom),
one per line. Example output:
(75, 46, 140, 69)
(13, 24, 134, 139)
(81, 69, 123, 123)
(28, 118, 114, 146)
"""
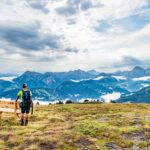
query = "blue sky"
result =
(0, 0, 150, 73)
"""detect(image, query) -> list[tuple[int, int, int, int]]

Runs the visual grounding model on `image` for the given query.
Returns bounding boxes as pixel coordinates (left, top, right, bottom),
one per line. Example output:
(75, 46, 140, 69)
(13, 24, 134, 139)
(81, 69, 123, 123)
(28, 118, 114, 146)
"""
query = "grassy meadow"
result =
(0, 103, 150, 150)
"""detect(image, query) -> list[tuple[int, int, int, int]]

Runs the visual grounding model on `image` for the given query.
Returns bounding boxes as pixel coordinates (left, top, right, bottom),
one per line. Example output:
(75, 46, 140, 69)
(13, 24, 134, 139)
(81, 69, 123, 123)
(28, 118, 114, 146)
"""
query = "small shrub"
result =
(36, 102, 40, 105)
(59, 101, 63, 104)
(84, 99, 89, 103)
(110, 100, 116, 103)
(56, 101, 64, 104)
(66, 100, 73, 104)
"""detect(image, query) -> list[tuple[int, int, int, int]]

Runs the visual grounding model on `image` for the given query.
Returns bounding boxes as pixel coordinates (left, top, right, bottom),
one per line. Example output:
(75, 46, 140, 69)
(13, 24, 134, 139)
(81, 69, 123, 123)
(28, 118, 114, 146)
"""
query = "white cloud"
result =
(0, 76, 16, 82)
(101, 92, 121, 103)
(132, 76, 150, 81)
(112, 76, 127, 80)
(0, 0, 150, 72)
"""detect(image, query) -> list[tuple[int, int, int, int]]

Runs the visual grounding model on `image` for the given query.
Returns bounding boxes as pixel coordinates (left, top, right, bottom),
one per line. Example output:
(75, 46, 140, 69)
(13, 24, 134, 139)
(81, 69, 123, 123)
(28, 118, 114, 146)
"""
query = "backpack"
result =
(22, 90, 31, 104)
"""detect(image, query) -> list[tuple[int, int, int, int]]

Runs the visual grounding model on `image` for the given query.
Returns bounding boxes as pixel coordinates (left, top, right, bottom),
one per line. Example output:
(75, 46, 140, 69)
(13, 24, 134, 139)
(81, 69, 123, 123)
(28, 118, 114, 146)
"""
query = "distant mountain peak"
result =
(23, 71, 42, 76)
(96, 72, 112, 77)
(70, 69, 85, 73)
(132, 66, 144, 71)
(87, 70, 99, 75)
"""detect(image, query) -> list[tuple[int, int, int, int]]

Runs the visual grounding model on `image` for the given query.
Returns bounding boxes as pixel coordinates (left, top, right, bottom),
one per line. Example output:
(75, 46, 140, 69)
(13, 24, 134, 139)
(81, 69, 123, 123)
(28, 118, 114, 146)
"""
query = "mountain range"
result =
(0, 66, 149, 103)
(117, 86, 150, 103)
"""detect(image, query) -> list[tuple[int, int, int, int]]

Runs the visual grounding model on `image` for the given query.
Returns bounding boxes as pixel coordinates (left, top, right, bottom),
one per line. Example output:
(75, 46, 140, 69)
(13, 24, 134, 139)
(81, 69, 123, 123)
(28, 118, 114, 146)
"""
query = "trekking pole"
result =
(31, 104, 33, 115)
(14, 101, 17, 122)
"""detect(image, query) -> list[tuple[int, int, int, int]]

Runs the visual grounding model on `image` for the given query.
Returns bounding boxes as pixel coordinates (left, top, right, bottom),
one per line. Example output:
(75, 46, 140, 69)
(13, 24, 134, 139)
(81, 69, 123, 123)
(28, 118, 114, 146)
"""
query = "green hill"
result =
(118, 86, 150, 103)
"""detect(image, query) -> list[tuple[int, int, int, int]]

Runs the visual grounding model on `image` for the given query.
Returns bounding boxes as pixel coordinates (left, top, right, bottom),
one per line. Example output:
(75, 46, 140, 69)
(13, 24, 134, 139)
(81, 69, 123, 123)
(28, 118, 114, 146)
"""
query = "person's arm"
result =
(15, 91, 20, 111)
(30, 91, 33, 114)
(16, 96, 19, 102)
(16, 91, 21, 102)
(30, 98, 33, 106)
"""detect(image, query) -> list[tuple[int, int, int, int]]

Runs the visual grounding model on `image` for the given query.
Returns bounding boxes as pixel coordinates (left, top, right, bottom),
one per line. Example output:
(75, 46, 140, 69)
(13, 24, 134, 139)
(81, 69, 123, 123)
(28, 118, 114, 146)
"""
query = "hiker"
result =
(15, 83, 33, 126)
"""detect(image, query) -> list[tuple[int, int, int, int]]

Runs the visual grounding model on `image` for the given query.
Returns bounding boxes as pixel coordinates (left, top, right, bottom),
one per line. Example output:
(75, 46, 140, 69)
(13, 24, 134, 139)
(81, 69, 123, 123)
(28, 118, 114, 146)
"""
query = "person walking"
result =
(16, 83, 33, 126)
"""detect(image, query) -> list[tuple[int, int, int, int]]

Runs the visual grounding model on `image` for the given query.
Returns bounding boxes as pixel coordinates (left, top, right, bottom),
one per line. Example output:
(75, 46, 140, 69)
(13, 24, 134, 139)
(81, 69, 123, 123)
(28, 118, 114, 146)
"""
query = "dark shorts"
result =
(20, 103, 30, 114)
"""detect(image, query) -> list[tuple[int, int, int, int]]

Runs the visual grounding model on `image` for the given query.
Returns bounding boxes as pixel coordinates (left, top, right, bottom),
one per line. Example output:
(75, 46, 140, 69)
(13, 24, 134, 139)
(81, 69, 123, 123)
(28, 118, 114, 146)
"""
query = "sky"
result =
(0, 0, 150, 73)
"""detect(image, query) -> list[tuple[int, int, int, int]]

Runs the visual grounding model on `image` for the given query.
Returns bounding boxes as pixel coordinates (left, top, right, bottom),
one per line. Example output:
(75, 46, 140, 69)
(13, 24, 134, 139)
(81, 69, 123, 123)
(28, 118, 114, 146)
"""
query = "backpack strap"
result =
(22, 90, 24, 104)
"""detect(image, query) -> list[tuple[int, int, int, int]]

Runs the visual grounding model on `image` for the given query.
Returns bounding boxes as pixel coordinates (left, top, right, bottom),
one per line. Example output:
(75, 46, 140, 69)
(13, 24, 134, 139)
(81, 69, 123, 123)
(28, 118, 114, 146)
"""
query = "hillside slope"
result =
(117, 86, 150, 103)
(0, 104, 149, 150)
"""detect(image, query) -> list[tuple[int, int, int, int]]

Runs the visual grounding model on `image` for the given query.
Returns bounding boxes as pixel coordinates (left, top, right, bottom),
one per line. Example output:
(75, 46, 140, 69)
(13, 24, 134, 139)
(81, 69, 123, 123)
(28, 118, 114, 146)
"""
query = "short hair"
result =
(22, 83, 27, 88)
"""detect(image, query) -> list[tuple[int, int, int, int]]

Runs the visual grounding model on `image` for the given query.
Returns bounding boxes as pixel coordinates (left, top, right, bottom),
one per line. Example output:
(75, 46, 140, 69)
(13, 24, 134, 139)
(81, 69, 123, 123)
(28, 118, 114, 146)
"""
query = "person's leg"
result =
(24, 113, 29, 126)
(20, 113, 24, 125)
(24, 104, 30, 126)
(20, 102, 25, 125)
(20, 105, 25, 125)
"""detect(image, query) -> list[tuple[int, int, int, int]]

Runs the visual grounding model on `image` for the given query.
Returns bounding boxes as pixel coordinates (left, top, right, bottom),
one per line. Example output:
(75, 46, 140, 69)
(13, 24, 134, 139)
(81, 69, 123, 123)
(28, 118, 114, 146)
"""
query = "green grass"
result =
(74, 120, 108, 137)
(0, 103, 149, 149)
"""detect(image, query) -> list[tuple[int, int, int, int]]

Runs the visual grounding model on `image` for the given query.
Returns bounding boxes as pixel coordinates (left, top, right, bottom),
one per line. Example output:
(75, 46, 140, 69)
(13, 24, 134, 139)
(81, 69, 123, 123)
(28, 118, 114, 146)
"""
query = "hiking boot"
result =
(25, 120, 28, 126)
(20, 119, 24, 126)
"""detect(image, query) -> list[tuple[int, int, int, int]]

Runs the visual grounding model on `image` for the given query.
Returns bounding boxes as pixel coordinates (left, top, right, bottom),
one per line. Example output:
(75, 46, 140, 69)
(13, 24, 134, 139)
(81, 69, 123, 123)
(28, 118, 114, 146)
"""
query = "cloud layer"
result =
(0, 0, 150, 73)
